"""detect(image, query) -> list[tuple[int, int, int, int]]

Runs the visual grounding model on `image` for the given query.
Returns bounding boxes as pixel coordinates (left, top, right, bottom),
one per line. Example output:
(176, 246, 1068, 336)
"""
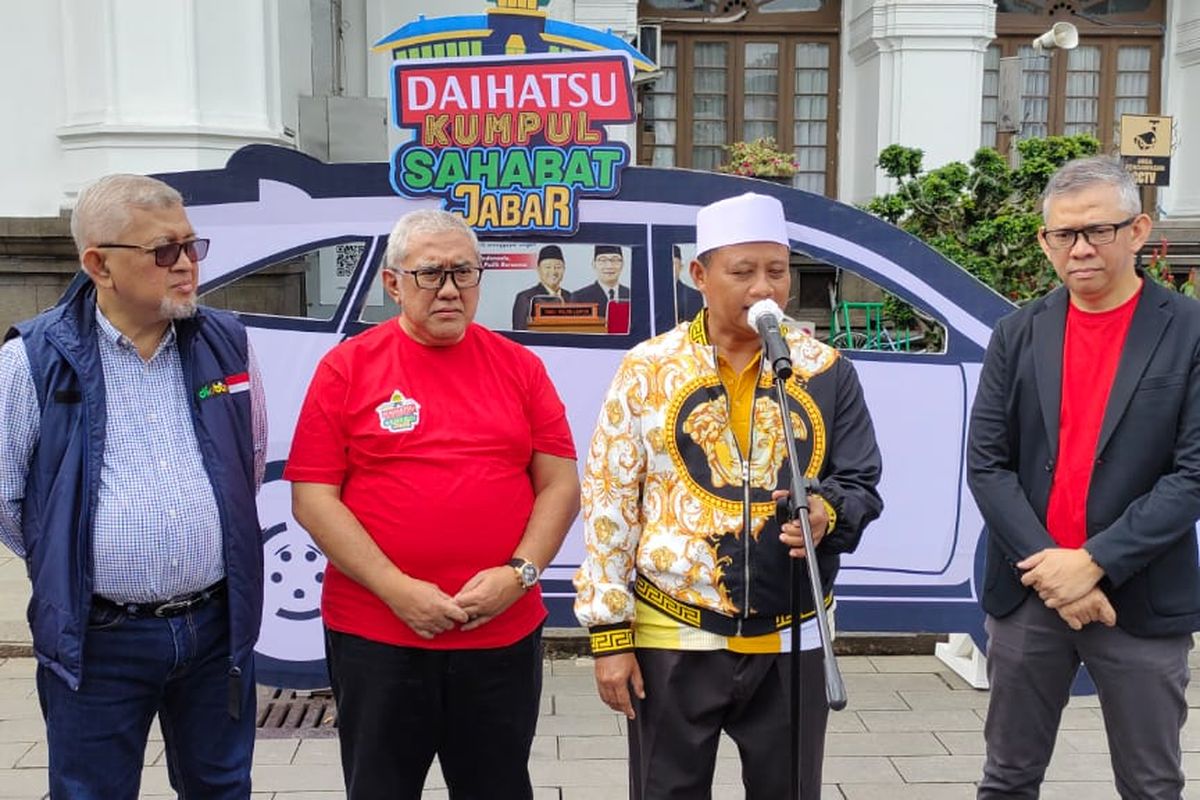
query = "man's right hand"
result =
(595, 652, 645, 720)
(1055, 587, 1116, 631)
(384, 576, 470, 639)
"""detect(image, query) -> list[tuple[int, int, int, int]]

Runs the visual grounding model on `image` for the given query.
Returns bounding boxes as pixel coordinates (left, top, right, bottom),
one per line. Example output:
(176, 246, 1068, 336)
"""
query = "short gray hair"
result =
(1041, 156, 1141, 218)
(385, 209, 479, 269)
(70, 174, 184, 253)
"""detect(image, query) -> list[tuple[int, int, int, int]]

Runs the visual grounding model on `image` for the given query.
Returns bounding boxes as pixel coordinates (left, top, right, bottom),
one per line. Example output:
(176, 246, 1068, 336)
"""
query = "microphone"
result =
(747, 299, 793, 380)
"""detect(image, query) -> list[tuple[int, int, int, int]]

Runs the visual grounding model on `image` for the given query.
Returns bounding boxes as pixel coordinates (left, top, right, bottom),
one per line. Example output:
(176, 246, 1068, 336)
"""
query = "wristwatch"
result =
(508, 557, 540, 590)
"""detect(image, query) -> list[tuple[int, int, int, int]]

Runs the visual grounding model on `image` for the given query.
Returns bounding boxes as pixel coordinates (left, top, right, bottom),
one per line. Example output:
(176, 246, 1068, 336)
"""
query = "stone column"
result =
(1159, 0, 1200, 217)
(840, 0, 995, 204)
(56, 0, 290, 199)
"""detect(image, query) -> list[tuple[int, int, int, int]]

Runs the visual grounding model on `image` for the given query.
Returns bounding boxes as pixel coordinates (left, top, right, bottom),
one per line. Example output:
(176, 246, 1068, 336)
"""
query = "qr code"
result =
(334, 243, 365, 278)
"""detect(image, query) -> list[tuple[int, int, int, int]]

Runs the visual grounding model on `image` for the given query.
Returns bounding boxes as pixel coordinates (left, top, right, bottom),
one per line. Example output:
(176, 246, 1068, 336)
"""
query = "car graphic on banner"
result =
(158, 144, 1014, 688)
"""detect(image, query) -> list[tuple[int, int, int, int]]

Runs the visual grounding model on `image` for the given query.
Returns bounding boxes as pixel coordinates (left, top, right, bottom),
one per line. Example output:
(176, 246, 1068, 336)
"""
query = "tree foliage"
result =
(863, 135, 1102, 305)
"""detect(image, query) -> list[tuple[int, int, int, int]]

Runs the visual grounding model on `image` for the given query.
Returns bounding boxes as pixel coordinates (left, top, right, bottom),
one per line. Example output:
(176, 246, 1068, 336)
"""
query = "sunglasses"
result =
(95, 239, 210, 267)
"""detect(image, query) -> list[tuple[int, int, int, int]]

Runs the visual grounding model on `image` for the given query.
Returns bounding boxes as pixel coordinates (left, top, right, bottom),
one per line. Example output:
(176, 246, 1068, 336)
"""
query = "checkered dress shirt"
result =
(0, 307, 267, 602)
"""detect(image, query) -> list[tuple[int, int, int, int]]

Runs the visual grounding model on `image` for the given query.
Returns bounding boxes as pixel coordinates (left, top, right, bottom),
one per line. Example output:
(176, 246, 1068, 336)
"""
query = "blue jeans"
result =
(35, 592, 256, 800)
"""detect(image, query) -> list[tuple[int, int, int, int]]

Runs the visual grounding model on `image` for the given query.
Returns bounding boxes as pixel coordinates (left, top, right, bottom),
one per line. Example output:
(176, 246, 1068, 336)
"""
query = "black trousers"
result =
(325, 626, 544, 800)
(629, 647, 829, 799)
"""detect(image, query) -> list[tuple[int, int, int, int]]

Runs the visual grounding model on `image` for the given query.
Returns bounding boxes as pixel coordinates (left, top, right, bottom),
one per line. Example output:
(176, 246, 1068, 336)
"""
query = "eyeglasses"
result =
(394, 265, 484, 291)
(595, 255, 623, 265)
(1041, 217, 1137, 250)
(95, 239, 210, 267)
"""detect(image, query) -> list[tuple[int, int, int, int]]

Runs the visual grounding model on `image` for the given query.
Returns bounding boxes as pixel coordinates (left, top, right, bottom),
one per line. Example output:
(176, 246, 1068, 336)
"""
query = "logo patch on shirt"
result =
(198, 372, 250, 401)
(376, 390, 421, 433)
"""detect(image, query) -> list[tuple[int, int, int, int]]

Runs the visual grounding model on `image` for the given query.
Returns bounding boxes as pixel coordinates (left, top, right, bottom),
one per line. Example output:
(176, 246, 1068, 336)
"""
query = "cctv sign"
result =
(1120, 114, 1172, 187)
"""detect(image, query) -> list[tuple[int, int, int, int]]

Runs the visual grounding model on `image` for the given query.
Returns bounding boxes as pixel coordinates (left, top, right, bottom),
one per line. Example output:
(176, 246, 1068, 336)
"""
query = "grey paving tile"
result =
(1038, 781, 1120, 799)
(824, 731, 947, 757)
(0, 717, 47, 741)
(842, 690, 908, 711)
(867, 655, 945, 673)
(858, 709, 984, 733)
(839, 784, 978, 800)
(1057, 728, 1111, 754)
(535, 714, 624, 736)
(551, 692, 619, 716)
(530, 734, 558, 760)
(0, 767, 47, 799)
(898, 689, 991, 710)
(253, 738, 300, 765)
(250, 762, 348, 793)
(843, 673, 953, 692)
(528, 758, 629, 786)
(826, 711, 868, 733)
(559, 735, 626, 760)
(0, 742, 32, 770)
(549, 657, 597, 677)
(933, 731, 986, 756)
(836, 656, 879, 674)
(0, 661, 35, 680)
(1042, 751, 1117, 782)
(541, 675, 601, 695)
(819, 755, 904, 783)
(891, 754, 986, 782)
(293, 737, 341, 765)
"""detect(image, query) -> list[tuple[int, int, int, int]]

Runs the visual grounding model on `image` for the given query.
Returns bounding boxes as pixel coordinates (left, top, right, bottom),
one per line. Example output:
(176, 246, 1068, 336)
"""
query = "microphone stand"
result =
(771, 366, 848, 800)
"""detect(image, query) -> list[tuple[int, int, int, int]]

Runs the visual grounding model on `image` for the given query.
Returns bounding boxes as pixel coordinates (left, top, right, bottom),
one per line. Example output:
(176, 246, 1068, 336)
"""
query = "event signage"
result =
(388, 51, 636, 234)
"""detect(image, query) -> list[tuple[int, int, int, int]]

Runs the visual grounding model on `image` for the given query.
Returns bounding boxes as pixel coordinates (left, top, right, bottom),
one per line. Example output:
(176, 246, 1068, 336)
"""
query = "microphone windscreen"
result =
(746, 298, 785, 329)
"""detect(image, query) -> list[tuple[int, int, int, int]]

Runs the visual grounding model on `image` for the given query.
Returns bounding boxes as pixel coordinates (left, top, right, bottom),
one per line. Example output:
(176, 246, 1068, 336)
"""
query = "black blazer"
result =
(967, 278, 1200, 637)
(572, 282, 629, 318)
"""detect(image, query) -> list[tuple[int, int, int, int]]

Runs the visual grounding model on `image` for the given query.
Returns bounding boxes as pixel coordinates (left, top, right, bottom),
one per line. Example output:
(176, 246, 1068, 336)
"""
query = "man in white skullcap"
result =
(575, 192, 883, 798)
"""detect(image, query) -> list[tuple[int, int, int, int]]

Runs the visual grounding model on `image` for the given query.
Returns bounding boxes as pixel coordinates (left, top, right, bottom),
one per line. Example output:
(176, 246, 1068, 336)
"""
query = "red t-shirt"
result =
(284, 321, 576, 649)
(1046, 286, 1140, 548)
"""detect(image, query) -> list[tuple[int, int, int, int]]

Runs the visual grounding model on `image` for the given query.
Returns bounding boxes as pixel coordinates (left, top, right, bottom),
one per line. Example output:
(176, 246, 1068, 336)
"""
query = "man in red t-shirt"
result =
(286, 209, 580, 800)
(969, 157, 1200, 799)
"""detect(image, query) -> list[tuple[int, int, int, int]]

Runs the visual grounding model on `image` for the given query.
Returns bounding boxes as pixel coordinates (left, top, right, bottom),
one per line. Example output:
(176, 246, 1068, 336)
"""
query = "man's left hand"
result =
(454, 566, 526, 631)
(1018, 548, 1104, 608)
(772, 490, 829, 559)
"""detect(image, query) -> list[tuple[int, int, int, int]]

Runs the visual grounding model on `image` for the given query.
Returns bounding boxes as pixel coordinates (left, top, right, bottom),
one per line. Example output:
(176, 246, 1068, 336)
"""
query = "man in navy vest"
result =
(0, 174, 267, 799)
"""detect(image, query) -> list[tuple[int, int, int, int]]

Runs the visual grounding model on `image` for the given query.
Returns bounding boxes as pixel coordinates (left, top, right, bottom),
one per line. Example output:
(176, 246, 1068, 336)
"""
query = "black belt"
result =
(93, 580, 226, 618)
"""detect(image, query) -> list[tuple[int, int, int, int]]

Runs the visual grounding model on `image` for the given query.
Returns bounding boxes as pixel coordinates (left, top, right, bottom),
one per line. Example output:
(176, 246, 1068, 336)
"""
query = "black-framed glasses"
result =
(1041, 217, 1137, 250)
(95, 239, 210, 267)
(394, 265, 484, 291)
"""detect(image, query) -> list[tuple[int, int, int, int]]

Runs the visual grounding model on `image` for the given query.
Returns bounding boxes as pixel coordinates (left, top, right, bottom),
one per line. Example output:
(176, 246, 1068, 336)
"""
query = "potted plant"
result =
(717, 137, 800, 182)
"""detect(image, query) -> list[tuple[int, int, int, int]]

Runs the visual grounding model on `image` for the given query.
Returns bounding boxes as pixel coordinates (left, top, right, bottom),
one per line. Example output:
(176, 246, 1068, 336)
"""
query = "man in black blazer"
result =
(572, 245, 629, 319)
(511, 244, 571, 330)
(967, 156, 1200, 799)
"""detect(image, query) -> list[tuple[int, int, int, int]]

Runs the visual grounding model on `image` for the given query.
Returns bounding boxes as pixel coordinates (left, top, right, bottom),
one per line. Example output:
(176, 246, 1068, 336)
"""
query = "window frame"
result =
(640, 31, 841, 196)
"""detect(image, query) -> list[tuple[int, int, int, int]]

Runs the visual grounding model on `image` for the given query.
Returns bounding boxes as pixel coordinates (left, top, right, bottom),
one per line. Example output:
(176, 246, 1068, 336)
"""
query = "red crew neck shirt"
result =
(285, 321, 576, 649)
(1046, 285, 1141, 548)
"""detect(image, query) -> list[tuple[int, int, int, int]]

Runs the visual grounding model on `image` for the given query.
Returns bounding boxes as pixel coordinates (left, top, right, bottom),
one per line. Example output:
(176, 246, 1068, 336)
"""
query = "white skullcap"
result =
(695, 192, 790, 258)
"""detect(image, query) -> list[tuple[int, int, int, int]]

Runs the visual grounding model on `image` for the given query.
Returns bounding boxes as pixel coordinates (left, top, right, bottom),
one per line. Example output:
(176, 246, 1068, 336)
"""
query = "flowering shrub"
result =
(717, 138, 799, 178)
(1144, 238, 1196, 297)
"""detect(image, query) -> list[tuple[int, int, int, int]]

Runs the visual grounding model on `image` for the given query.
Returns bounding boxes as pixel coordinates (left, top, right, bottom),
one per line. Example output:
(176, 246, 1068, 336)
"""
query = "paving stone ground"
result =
(3, 552, 1198, 798)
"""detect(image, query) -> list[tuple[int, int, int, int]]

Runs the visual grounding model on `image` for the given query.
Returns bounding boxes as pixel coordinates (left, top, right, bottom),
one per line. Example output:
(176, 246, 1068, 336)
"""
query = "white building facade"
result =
(1, 0, 1195, 219)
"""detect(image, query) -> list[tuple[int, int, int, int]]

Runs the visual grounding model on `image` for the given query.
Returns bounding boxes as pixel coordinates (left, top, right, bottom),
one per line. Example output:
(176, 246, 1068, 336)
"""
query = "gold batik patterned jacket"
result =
(573, 313, 883, 655)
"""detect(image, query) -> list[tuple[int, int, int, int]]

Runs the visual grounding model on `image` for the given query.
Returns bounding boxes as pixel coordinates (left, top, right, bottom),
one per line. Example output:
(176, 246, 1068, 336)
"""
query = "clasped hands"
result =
(383, 567, 525, 640)
(1018, 548, 1115, 631)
